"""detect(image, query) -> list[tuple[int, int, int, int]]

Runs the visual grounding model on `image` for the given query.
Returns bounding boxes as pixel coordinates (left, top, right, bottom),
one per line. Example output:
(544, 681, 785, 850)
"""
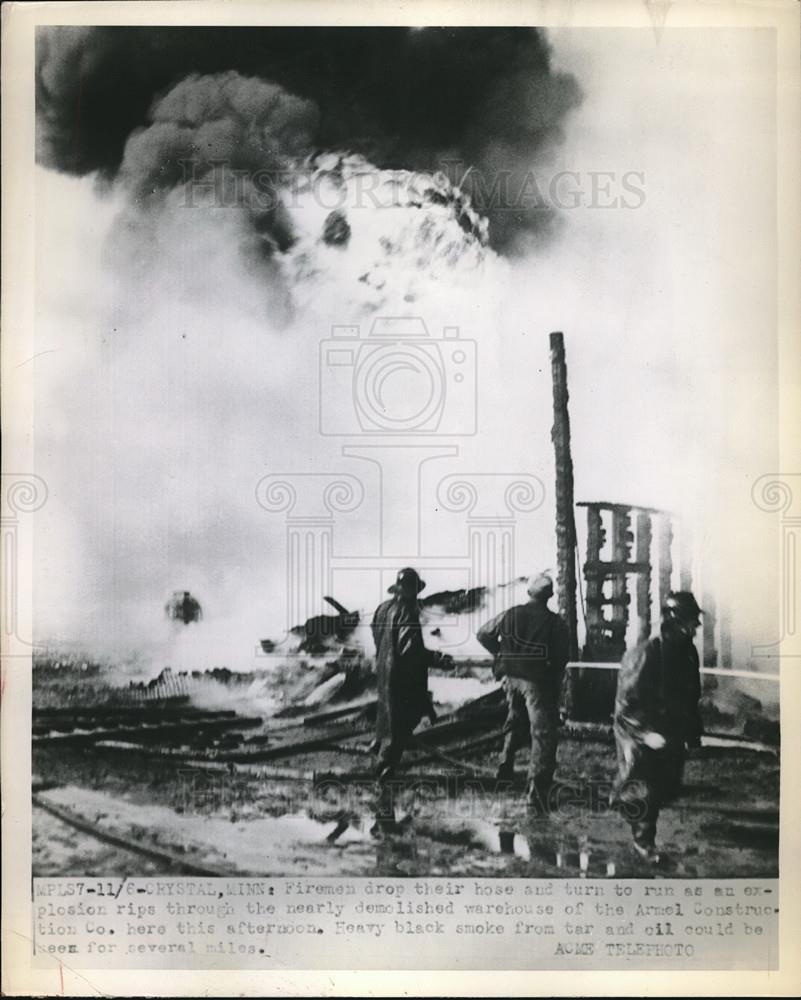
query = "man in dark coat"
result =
(371, 567, 443, 781)
(476, 573, 570, 811)
(611, 591, 704, 862)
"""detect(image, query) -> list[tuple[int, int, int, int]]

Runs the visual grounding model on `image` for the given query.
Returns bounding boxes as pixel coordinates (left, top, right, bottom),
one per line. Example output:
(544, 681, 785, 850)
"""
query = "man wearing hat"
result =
(476, 573, 570, 811)
(611, 591, 704, 862)
(371, 567, 446, 781)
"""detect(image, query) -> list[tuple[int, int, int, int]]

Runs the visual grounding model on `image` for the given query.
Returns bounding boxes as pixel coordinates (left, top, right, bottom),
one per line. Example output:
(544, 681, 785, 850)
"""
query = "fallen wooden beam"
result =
(451, 687, 506, 719)
(92, 741, 311, 780)
(440, 731, 504, 756)
(310, 768, 494, 786)
(409, 738, 495, 777)
(669, 802, 779, 824)
(702, 733, 779, 755)
(402, 732, 503, 772)
(33, 705, 234, 736)
(33, 715, 263, 747)
(327, 743, 373, 758)
(32, 794, 230, 876)
(700, 820, 779, 848)
(189, 760, 314, 781)
(411, 716, 496, 746)
(215, 723, 375, 763)
(32, 701, 234, 721)
(301, 701, 376, 727)
(562, 720, 615, 742)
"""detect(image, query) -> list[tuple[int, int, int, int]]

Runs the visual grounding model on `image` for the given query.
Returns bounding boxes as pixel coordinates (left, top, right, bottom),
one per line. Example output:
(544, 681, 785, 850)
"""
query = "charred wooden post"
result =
(577, 501, 665, 721)
(610, 507, 633, 659)
(581, 503, 640, 661)
(635, 511, 653, 641)
(577, 503, 616, 720)
(549, 332, 579, 661)
(583, 507, 605, 654)
(658, 515, 673, 609)
(581, 504, 616, 663)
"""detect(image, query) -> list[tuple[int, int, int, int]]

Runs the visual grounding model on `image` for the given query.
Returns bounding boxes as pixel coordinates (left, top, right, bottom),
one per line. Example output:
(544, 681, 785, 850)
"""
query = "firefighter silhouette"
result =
(165, 590, 203, 625)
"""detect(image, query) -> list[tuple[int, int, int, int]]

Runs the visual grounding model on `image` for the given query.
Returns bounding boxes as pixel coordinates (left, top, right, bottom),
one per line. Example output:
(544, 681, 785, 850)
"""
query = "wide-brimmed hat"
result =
(526, 572, 554, 598)
(388, 567, 426, 595)
(664, 591, 704, 621)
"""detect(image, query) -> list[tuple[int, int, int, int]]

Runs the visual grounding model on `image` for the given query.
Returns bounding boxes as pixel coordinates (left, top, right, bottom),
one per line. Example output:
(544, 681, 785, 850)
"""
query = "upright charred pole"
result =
(550, 332, 579, 661)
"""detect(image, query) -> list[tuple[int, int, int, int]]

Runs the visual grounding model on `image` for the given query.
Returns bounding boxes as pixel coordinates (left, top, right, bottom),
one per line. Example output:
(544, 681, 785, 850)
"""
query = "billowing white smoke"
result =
(33, 147, 516, 678)
(34, 68, 780, 688)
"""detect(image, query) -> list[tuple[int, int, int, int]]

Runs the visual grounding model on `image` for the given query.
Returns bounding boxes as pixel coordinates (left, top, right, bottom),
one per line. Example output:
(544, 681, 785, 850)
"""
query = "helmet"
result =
(388, 567, 426, 596)
(664, 591, 704, 623)
(527, 572, 554, 599)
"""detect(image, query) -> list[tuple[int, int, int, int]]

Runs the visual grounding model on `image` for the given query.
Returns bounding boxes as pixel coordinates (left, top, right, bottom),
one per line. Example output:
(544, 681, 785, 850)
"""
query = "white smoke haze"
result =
(33, 29, 780, 682)
(33, 154, 512, 673)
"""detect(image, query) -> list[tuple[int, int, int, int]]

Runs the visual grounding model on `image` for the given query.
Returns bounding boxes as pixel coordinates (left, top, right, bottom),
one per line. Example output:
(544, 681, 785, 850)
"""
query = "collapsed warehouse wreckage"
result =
(32, 524, 780, 879)
(32, 333, 780, 878)
(31, 638, 779, 878)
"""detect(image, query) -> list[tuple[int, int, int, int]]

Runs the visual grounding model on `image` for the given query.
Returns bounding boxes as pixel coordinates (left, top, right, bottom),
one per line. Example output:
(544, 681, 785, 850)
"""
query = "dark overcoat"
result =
(372, 597, 434, 745)
(612, 634, 703, 805)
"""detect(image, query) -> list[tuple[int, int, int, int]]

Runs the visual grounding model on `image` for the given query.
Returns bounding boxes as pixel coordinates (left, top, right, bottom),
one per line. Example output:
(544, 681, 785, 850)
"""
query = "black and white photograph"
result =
(3, 0, 800, 991)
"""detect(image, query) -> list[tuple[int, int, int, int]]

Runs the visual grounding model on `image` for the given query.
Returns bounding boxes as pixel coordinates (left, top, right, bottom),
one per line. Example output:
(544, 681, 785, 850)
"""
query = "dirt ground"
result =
(32, 733, 779, 880)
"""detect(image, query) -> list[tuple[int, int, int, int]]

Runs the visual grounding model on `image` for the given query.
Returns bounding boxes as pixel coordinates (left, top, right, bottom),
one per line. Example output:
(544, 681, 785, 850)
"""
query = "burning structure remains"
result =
(29, 25, 782, 885)
(31, 324, 779, 875)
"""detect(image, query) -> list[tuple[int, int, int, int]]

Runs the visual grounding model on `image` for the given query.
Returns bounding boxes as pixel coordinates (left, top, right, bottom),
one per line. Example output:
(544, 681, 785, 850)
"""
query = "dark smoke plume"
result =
(36, 26, 581, 252)
(119, 71, 318, 254)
